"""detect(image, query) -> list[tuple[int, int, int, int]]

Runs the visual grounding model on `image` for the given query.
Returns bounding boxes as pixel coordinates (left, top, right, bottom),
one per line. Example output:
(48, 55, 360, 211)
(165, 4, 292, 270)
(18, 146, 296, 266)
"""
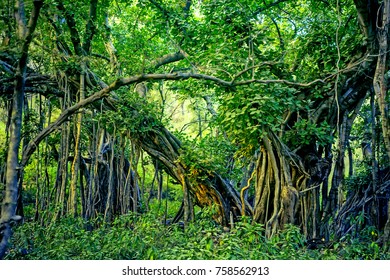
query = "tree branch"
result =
(153, 50, 187, 69)
(19, 0, 44, 68)
(0, 60, 15, 74)
(231, 62, 280, 83)
(119, 72, 326, 88)
(82, 0, 98, 54)
(21, 71, 325, 167)
(57, 1, 83, 55)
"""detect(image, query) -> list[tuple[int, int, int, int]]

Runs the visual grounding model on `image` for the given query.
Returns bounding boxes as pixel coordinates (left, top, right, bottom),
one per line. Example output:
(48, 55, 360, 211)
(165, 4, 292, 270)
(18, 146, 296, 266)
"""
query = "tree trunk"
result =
(373, 0, 390, 245)
(0, 0, 43, 260)
(69, 65, 86, 217)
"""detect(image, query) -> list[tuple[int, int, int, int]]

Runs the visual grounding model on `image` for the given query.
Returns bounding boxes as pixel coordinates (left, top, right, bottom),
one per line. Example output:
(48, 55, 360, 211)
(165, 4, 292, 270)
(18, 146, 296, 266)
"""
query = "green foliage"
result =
(217, 84, 299, 155)
(332, 226, 384, 260)
(285, 119, 333, 147)
(7, 211, 389, 260)
(95, 88, 162, 136)
(344, 167, 371, 192)
(178, 134, 238, 181)
(22, 108, 41, 140)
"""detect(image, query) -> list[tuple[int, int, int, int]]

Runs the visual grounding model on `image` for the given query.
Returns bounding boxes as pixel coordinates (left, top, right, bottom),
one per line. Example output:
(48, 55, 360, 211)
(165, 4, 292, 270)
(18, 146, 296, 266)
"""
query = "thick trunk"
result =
(251, 132, 304, 237)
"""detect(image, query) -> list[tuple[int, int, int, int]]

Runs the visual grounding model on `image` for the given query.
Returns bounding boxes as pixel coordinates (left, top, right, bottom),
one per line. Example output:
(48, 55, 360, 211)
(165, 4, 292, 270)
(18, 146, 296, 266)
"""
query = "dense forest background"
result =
(0, 0, 389, 260)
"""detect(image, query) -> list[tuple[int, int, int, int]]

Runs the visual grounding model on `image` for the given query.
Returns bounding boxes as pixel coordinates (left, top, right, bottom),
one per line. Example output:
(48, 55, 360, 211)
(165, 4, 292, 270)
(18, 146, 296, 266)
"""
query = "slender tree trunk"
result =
(253, 148, 268, 223)
(56, 121, 70, 219)
(373, 0, 390, 245)
(69, 65, 86, 216)
(373, 0, 390, 160)
(0, 0, 43, 260)
(0, 68, 25, 259)
(85, 115, 98, 219)
(370, 90, 380, 225)
(104, 134, 116, 222)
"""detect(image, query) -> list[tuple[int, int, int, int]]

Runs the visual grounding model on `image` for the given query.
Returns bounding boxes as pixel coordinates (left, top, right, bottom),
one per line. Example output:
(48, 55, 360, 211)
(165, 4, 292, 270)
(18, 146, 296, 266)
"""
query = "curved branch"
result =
(119, 72, 326, 88)
(270, 16, 284, 50)
(21, 70, 325, 167)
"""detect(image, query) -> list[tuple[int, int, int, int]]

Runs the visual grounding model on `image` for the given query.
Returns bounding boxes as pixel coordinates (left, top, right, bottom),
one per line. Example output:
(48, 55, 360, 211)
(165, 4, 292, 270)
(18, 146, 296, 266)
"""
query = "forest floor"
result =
(5, 206, 390, 260)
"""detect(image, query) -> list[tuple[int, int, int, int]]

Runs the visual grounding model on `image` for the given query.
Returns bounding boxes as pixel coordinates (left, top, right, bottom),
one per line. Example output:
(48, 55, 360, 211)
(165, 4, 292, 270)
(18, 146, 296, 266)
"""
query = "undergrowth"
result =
(5, 210, 390, 260)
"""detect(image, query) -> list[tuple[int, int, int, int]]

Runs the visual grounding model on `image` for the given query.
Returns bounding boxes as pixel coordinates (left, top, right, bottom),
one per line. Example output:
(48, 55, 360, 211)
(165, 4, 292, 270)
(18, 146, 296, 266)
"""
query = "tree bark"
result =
(373, 0, 390, 161)
(69, 64, 86, 217)
(0, 0, 43, 260)
(373, 0, 390, 246)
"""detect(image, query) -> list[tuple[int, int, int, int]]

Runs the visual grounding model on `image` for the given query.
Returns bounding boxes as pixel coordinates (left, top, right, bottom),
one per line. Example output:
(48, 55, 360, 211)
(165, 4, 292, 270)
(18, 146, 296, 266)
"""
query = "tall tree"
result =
(0, 0, 43, 259)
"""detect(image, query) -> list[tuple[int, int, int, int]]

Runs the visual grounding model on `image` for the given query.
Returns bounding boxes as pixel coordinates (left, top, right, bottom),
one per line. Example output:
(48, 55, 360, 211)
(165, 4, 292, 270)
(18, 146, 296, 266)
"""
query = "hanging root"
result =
(240, 168, 256, 216)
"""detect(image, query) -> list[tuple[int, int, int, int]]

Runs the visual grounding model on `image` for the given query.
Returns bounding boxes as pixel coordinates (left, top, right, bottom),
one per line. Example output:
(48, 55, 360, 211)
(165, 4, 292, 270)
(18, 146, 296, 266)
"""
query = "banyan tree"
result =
(0, 0, 389, 259)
